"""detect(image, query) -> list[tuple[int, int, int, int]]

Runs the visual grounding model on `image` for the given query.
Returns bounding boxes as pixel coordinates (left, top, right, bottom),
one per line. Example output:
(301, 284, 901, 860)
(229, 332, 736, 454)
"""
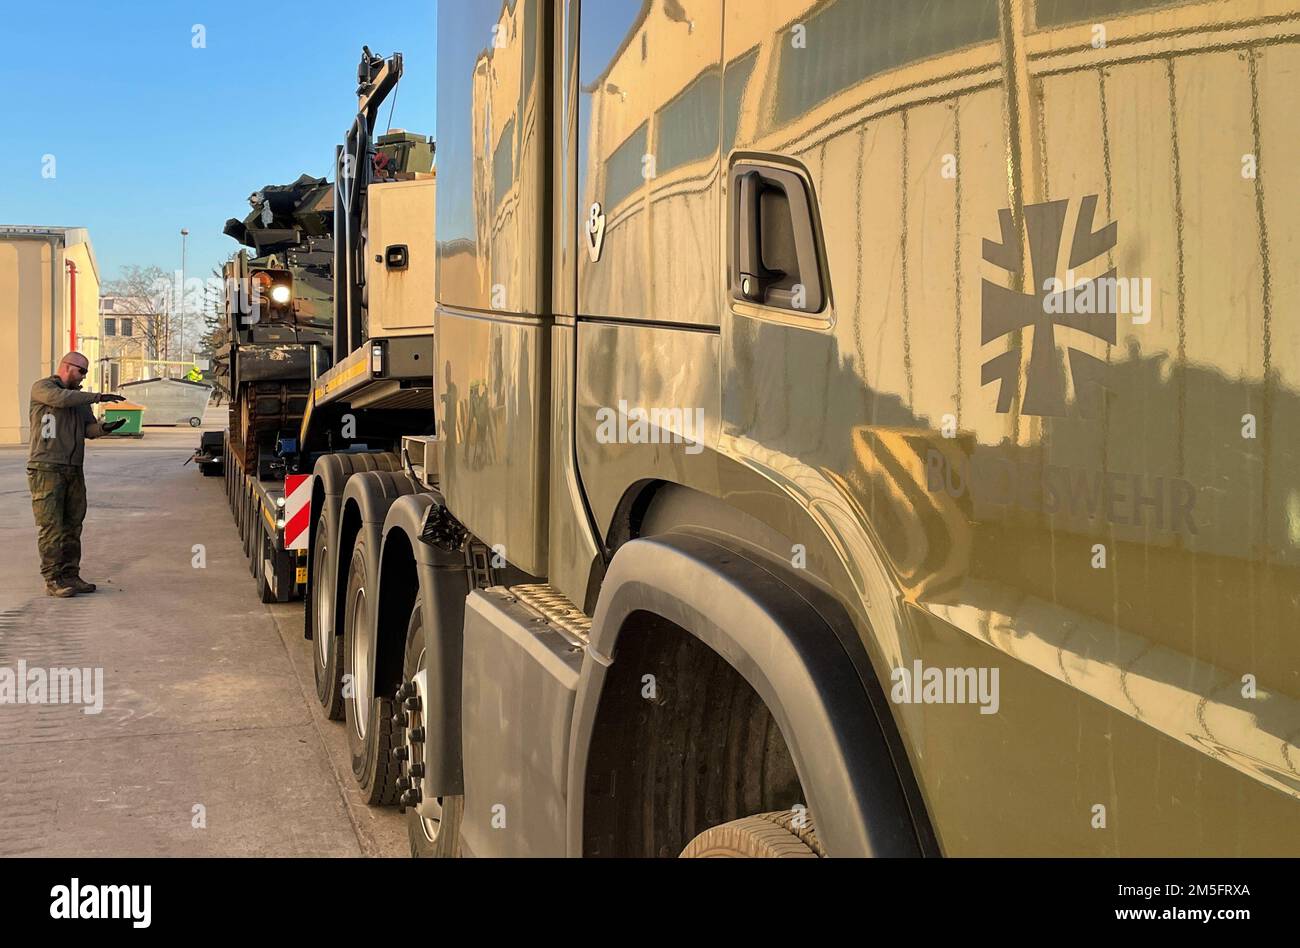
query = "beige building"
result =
(0, 226, 102, 444)
(99, 295, 154, 389)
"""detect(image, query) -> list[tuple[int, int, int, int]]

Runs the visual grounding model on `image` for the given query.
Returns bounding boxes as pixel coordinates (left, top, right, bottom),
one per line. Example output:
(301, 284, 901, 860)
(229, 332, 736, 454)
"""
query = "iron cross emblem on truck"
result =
(980, 196, 1120, 417)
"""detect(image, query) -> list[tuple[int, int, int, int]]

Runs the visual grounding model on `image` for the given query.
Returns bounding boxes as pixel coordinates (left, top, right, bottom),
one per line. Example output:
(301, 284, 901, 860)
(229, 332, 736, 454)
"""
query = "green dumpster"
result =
(102, 401, 146, 438)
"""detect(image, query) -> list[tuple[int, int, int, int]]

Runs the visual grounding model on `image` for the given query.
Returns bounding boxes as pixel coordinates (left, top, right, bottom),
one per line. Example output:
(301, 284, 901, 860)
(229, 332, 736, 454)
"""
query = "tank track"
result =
(229, 381, 310, 474)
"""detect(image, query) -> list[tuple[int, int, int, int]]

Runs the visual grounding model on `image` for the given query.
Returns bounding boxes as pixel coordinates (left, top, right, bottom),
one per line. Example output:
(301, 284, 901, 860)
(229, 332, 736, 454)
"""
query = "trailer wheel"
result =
(248, 502, 261, 578)
(342, 531, 400, 805)
(401, 601, 463, 857)
(312, 507, 345, 720)
(255, 518, 276, 604)
(243, 495, 255, 560)
(679, 811, 825, 858)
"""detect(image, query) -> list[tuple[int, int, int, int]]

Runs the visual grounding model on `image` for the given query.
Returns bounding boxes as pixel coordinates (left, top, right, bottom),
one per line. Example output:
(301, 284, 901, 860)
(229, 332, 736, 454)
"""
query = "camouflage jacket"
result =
(28, 376, 107, 469)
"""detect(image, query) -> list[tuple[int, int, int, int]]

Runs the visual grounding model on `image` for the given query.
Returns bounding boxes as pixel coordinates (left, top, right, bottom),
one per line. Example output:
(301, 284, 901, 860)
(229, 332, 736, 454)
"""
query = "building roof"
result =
(0, 225, 100, 286)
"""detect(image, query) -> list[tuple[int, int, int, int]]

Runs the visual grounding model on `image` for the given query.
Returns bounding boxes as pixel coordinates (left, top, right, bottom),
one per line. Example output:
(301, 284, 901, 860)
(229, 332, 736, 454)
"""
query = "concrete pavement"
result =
(0, 407, 406, 856)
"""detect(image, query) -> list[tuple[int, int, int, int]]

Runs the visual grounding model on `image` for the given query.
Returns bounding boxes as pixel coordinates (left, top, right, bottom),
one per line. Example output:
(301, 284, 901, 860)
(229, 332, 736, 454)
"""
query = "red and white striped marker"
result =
(283, 474, 311, 551)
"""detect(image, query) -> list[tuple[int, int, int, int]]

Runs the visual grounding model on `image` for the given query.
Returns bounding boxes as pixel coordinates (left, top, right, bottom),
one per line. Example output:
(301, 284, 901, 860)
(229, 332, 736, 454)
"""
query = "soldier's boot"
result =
(46, 581, 77, 598)
(62, 575, 97, 594)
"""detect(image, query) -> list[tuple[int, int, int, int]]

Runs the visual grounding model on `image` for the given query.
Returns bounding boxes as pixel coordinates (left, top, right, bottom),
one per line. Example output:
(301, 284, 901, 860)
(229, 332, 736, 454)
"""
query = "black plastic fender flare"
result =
(379, 494, 471, 796)
(339, 470, 420, 615)
(306, 451, 401, 640)
(566, 529, 923, 857)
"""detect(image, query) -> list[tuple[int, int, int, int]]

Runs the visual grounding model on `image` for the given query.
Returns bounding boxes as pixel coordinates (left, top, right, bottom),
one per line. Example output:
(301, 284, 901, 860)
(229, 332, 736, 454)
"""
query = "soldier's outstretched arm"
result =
(83, 404, 129, 438)
(83, 404, 105, 439)
(31, 378, 105, 409)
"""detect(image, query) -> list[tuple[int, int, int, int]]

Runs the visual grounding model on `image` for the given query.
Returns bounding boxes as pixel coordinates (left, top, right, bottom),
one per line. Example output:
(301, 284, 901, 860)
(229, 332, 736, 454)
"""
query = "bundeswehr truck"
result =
(220, 1, 1300, 857)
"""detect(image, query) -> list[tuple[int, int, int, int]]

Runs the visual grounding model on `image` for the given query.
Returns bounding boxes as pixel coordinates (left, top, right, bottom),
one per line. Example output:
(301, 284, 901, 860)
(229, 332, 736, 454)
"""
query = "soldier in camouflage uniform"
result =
(27, 352, 128, 597)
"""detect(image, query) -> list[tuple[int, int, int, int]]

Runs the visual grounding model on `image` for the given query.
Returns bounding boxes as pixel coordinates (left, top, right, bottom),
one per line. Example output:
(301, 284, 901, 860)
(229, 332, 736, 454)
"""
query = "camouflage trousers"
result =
(27, 465, 88, 584)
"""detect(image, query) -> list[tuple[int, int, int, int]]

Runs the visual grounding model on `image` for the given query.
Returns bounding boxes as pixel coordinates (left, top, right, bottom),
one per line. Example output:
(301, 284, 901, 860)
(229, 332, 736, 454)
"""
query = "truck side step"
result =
(506, 584, 591, 645)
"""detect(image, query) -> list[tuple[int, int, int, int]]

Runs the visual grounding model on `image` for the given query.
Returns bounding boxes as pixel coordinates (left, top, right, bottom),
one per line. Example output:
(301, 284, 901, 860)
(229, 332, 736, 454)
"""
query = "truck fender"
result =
(380, 494, 471, 796)
(306, 451, 401, 640)
(566, 529, 923, 857)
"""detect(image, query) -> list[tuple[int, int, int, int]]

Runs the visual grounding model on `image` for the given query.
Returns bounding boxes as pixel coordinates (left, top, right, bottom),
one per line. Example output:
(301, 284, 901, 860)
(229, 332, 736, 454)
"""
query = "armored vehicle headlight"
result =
(270, 284, 292, 304)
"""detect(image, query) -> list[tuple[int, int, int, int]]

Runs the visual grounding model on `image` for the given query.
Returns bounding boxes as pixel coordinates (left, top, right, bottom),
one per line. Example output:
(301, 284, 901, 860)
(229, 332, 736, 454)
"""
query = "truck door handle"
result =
(731, 162, 824, 313)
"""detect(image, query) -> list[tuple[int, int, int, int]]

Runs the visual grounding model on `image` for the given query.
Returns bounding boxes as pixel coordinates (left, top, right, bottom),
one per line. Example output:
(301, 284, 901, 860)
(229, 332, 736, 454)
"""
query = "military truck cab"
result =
(274, 0, 1300, 858)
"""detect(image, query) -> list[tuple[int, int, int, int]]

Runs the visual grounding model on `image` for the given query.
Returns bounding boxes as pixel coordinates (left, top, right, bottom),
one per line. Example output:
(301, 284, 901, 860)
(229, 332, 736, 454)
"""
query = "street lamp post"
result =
(179, 228, 189, 369)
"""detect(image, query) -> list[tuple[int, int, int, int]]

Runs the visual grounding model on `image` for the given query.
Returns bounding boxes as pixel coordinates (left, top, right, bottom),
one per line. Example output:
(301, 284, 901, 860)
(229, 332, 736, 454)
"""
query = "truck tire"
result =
(255, 518, 276, 604)
(679, 811, 825, 858)
(244, 494, 255, 554)
(312, 507, 345, 720)
(402, 601, 464, 857)
(342, 531, 400, 805)
(248, 502, 261, 578)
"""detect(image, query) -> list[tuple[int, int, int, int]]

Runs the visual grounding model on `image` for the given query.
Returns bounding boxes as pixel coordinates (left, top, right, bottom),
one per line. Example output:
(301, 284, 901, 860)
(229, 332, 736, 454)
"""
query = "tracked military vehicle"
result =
(215, 175, 335, 476)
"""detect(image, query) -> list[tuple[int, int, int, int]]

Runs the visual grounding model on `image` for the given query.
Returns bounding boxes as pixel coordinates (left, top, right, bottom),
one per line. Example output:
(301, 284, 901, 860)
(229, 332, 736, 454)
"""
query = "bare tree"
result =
(198, 262, 231, 403)
(103, 265, 173, 362)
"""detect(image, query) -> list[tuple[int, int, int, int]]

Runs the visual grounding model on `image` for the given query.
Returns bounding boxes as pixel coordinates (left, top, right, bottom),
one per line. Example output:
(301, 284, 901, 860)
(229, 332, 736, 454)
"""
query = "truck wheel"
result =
(400, 601, 464, 857)
(255, 520, 276, 604)
(312, 508, 345, 720)
(248, 503, 261, 577)
(342, 531, 400, 805)
(679, 811, 825, 858)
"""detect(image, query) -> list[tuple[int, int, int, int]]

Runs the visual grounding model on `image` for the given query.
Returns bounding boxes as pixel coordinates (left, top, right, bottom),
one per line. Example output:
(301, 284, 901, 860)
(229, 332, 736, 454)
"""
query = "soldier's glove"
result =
(103, 418, 128, 433)
(97, 393, 126, 403)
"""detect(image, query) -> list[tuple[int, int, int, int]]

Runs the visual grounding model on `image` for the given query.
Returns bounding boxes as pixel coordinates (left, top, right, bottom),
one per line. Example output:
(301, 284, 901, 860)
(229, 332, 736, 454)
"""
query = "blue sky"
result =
(0, 0, 437, 285)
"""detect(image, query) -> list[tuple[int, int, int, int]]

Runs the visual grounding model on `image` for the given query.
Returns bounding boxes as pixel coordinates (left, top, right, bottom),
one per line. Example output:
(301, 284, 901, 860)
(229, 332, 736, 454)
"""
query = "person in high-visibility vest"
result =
(185, 366, 203, 383)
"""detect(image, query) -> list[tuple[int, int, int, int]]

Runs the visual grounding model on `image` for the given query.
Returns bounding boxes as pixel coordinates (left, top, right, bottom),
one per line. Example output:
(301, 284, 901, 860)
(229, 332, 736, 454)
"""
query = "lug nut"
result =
(400, 789, 421, 807)
(410, 763, 425, 778)
(408, 727, 425, 742)
(404, 696, 421, 711)
(391, 713, 404, 729)
(392, 746, 409, 762)
(397, 776, 411, 791)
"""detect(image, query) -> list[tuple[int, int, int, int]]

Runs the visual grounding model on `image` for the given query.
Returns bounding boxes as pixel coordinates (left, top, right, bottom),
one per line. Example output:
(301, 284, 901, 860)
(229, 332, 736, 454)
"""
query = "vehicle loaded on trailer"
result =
(213, 173, 337, 603)
(202, 1, 1300, 858)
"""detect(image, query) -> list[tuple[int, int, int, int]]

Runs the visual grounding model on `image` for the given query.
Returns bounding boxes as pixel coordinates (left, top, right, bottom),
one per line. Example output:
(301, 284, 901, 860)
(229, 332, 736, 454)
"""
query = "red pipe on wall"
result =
(65, 259, 78, 350)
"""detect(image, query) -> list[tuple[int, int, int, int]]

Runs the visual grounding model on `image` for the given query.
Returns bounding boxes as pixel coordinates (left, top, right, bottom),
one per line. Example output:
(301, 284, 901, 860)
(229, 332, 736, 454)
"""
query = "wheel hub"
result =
(393, 658, 442, 840)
